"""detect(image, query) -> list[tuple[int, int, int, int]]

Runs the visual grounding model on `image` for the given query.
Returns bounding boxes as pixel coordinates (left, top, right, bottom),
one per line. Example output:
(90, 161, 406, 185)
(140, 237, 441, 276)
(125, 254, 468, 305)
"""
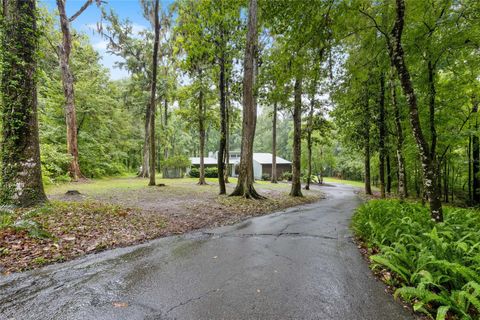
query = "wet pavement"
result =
(0, 184, 414, 320)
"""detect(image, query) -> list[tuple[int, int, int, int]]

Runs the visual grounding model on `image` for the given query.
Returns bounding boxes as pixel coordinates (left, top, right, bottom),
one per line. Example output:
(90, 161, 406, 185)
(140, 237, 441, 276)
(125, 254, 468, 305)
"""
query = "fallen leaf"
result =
(112, 302, 128, 308)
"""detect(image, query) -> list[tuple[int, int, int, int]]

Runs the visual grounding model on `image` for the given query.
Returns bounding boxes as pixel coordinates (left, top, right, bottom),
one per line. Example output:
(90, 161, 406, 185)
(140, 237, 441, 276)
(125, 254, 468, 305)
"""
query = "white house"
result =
(190, 151, 291, 180)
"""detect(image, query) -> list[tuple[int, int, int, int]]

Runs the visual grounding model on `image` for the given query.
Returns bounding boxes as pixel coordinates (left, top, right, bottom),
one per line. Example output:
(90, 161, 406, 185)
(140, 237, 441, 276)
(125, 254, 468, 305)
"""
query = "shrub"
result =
(281, 171, 292, 181)
(161, 155, 191, 169)
(205, 167, 218, 178)
(40, 143, 72, 184)
(352, 200, 480, 319)
(189, 167, 200, 178)
(261, 173, 270, 181)
(188, 167, 218, 178)
(301, 174, 318, 183)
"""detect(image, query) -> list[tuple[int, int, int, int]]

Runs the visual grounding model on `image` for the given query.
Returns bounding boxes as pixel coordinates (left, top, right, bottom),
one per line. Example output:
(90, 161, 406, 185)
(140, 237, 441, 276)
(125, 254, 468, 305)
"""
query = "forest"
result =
(1, 0, 480, 319)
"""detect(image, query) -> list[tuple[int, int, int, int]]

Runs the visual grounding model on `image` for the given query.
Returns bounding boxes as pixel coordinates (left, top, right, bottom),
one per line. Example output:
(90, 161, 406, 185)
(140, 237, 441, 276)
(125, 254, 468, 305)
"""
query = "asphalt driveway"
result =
(0, 183, 413, 320)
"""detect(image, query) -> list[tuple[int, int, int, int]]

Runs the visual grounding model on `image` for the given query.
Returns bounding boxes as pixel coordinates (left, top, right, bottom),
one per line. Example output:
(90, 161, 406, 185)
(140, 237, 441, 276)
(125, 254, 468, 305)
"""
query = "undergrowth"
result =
(352, 200, 480, 320)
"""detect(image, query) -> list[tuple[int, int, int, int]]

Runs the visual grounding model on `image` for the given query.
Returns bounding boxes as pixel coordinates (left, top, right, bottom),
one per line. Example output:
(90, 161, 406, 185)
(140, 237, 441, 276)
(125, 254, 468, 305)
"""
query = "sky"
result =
(40, 0, 173, 80)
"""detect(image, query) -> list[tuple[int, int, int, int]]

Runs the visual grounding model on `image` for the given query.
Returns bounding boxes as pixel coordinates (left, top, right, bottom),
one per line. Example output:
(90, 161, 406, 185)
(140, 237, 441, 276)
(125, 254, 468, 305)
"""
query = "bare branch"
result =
(69, 0, 94, 22)
(359, 8, 388, 38)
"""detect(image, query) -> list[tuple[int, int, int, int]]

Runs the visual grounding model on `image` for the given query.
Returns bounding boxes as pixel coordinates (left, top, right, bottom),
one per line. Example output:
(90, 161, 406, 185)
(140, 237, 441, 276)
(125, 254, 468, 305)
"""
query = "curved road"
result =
(0, 184, 413, 320)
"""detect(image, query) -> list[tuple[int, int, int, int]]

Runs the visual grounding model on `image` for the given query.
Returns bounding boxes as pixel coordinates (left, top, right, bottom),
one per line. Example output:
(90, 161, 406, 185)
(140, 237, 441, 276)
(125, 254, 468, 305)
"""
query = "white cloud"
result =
(131, 23, 148, 35)
(92, 40, 109, 51)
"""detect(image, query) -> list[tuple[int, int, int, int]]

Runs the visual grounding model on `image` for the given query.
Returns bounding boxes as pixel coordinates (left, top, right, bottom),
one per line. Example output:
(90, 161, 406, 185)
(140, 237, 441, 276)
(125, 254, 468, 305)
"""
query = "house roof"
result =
(253, 153, 291, 165)
(190, 153, 291, 166)
(190, 157, 218, 165)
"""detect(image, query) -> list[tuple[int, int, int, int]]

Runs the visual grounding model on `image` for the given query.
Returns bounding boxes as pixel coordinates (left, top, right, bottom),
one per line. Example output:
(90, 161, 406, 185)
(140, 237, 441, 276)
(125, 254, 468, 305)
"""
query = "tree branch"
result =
(359, 8, 388, 38)
(69, 0, 94, 22)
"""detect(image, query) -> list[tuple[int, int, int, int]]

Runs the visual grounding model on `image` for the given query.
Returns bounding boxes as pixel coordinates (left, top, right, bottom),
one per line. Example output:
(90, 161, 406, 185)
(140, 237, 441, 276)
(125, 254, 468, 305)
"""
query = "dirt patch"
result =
(1, 178, 324, 274)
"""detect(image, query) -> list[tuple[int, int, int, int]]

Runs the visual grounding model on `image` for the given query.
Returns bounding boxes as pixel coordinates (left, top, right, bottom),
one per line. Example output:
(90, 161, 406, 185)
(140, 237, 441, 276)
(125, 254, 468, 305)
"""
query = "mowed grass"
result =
(45, 175, 293, 196)
(2, 175, 323, 273)
(323, 177, 379, 191)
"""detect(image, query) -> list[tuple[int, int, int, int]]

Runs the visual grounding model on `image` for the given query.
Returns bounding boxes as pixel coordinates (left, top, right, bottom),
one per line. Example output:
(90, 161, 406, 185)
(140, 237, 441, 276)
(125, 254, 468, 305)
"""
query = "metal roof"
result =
(190, 157, 218, 165)
(252, 153, 291, 165)
(190, 153, 291, 165)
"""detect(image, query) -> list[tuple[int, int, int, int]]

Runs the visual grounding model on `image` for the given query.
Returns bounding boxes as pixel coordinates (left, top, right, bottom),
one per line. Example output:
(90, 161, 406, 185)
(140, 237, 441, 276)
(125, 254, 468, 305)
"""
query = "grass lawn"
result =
(1, 175, 324, 274)
(323, 177, 380, 191)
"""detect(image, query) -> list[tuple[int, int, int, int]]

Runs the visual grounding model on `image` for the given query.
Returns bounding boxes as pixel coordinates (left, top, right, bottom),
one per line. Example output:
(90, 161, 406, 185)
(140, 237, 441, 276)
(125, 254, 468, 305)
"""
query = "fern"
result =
(353, 200, 480, 319)
(435, 306, 449, 320)
(370, 254, 411, 283)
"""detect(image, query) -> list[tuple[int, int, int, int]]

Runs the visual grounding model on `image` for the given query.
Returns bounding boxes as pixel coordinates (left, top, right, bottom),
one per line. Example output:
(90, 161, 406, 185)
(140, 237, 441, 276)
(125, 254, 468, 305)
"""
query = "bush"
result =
(281, 171, 292, 181)
(161, 155, 191, 169)
(301, 174, 318, 183)
(40, 143, 72, 184)
(188, 167, 218, 178)
(261, 173, 270, 181)
(205, 167, 218, 178)
(189, 167, 200, 178)
(353, 200, 480, 319)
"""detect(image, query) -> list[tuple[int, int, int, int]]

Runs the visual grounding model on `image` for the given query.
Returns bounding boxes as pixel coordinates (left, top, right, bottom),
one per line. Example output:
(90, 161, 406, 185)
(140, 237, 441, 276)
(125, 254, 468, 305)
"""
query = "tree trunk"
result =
(290, 74, 303, 197)
(428, 60, 437, 162)
(218, 35, 227, 194)
(224, 83, 230, 183)
(472, 101, 480, 204)
(365, 142, 372, 195)
(363, 93, 372, 195)
(164, 97, 168, 160)
(305, 94, 314, 191)
(386, 153, 392, 194)
(390, 72, 407, 199)
(139, 107, 150, 178)
(0, 0, 47, 206)
(390, 0, 443, 222)
(428, 59, 443, 204)
(148, 0, 160, 186)
(444, 160, 449, 203)
(198, 84, 206, 185)
(230, 0, 263, 199)
(57, 0, 83, 181)
(271, 101, 278, 183)
(451, 164, 454, 203)
(468, 135, 472, 204)
(414, 158, 420, 198)
(378, 72, 386, 198)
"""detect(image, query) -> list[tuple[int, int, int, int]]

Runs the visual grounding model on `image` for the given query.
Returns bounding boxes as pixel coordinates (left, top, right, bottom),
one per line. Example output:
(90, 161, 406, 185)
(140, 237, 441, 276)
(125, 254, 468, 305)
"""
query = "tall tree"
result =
(390, 70, 407, 199)
(271, 100, 278, 183)
(230, 0, 263, 199)
(56, 0, 100, 181)
(377, 72, 386, 198)
(304, 50, 324, 191)
(290, 74, 303, 197)
(0, 0, 47, 206)
(197, 72, 207, 185)
(98, 8, 159, 179)
(472, 99, 480, 204)
(363, 90, 373, 195)
(389, 0, 443, 221)
(146, 0, 160, 186)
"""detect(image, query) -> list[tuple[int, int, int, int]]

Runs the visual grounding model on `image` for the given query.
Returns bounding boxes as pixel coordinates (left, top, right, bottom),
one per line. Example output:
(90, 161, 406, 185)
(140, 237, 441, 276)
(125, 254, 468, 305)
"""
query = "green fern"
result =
(353, 200, 480, 319)
(435, 306, 449, 320)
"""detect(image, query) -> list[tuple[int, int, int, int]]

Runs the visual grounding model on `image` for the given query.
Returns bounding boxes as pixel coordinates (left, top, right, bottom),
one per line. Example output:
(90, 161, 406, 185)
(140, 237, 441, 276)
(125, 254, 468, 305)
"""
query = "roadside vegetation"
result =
(353, 200, 480, 319)
(323, 177, 379, 191)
